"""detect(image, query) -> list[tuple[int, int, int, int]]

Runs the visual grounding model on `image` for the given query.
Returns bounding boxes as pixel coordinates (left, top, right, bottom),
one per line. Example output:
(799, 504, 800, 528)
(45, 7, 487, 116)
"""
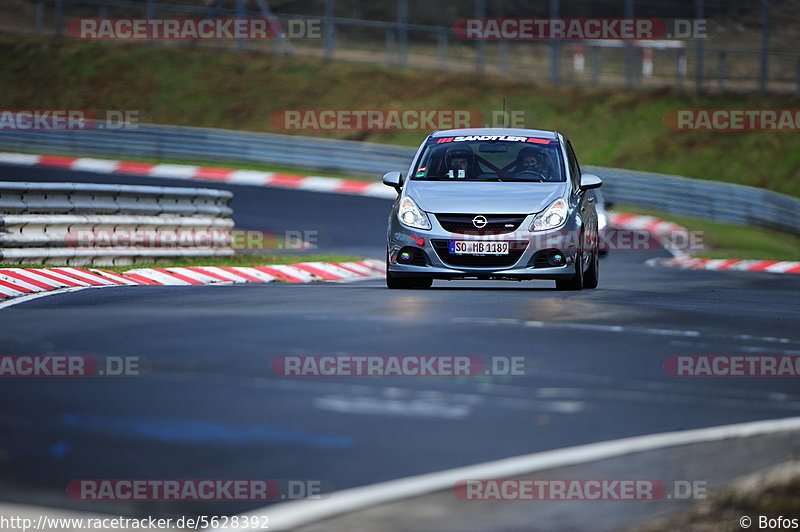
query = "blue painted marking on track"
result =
(50, 440, 71, 459)
(60, 413, 353, 449)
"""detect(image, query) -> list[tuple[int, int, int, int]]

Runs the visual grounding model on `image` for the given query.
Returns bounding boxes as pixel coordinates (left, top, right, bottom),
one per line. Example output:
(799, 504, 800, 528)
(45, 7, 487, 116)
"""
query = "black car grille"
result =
(436, 214, 527, 235)
(528, 249, 559, 268)
(431, 240, 528, 268)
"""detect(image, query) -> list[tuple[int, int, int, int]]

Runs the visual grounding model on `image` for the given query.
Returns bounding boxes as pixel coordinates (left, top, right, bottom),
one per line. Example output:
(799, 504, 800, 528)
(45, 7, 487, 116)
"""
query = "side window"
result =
(566, 141, 581, 191)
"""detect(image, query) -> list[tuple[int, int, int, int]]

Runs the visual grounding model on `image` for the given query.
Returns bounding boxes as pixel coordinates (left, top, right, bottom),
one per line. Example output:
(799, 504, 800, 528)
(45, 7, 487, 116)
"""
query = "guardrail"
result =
(0, 124, 798, 236)
(0, 125, 412, 177)
(585, 166, 800, 237)
(0, 181, 234, 266)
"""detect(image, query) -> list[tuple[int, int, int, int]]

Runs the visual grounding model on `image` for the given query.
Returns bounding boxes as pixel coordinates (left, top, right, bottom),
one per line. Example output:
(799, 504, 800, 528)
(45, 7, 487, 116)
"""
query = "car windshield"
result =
(412, 136, 565, 182)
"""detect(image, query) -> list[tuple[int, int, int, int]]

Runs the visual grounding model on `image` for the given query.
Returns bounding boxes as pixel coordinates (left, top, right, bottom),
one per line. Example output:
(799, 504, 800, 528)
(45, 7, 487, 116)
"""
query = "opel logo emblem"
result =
(472, 215, 488, 228)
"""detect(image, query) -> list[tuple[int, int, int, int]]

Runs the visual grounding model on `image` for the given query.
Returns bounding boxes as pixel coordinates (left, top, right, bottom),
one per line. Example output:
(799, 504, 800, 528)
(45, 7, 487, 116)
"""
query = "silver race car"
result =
(383, 128, 602, 290)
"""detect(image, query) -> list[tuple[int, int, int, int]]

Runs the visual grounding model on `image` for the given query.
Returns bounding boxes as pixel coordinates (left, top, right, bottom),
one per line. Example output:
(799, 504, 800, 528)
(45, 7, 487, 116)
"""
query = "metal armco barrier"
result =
(584, 166, 800, 237)
(0, 181, 234, 265)
(0, 124, 798, 235)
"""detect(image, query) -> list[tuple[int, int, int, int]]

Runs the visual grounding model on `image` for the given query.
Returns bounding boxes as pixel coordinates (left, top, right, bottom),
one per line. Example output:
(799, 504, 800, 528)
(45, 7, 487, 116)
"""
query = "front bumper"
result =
(387, 213, 582, 280)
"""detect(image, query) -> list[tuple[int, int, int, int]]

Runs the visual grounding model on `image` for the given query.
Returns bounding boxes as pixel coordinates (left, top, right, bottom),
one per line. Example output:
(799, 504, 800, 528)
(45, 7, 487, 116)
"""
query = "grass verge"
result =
(630, 461, 800, 532)
(615, 206, 800, 261)
(1, 36, 799, 195)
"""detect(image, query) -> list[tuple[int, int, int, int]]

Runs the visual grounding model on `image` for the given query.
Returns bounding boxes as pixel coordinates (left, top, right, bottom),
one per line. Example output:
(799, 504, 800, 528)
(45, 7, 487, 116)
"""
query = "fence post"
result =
(759, 0, 770, 93)
(35, 0, 44, 34)
(642, 47, 653, 78)
(475, 0, 485, 75)
(54, 0, 63, 36)
(695, 0, 704, 90)
(397, 0, 408, 67)
(236, 0, 245, 52)
(438, 33, 448, 71)
(592, 46, 601, 85)
(146, 0, 155, 47)
(324, 0, 335, 61)
(549, 0, 560, 85)
(624, 0, 634, 87)
(717, 50, 726, 90)
(499, 40, 509, 74)
(796, 57, 800, 94)
(386, 31, 396, 66)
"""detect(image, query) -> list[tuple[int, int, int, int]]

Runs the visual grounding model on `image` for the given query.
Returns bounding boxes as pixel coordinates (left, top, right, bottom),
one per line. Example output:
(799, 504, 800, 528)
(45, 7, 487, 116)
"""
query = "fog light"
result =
(399, 251, 412, 263)
(548, 251, 565, 266)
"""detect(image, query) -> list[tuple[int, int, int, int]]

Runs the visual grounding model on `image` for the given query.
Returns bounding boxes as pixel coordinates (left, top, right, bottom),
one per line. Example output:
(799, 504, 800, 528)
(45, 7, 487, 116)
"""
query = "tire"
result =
(386, 252, 433, 289)
(386, 272, 432, 289)
(583, 246, 599, 289)
(555, 250, 584, 291)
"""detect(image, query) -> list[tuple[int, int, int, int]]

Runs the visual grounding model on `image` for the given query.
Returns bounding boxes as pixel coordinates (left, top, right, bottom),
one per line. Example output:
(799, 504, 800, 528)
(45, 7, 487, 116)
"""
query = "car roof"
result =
(430, 128, 560, 139)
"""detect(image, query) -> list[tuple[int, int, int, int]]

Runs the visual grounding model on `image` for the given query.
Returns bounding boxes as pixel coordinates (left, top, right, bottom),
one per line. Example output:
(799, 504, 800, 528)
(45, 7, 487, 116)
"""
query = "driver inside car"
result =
(443, 147, 479, 178)
(512, 147, 550, 179)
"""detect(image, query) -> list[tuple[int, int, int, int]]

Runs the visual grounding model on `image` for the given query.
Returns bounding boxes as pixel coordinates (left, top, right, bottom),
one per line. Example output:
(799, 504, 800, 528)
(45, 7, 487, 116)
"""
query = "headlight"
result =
(398, 196, 431, 230)
(530, 199, 568, 232)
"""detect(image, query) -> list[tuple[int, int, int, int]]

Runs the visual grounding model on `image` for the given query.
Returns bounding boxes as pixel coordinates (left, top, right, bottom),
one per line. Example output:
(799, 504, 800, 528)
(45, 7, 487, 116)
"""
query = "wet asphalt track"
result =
(1, 163, 799, 519)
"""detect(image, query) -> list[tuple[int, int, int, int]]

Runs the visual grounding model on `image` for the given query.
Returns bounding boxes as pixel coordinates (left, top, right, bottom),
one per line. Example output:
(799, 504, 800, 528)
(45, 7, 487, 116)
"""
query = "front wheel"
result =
(386, 252, 433, 289)
(583, 246, 599, 289)
(386, 272, 433, 289)
(555, 250, 584, 291)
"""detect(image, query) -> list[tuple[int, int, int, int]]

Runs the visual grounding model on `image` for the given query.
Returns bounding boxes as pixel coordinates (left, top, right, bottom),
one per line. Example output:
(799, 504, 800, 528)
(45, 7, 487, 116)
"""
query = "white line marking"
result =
(215, 416, 800, 531)
(452, 317, 703, 338)
(0, 286, 93, 310)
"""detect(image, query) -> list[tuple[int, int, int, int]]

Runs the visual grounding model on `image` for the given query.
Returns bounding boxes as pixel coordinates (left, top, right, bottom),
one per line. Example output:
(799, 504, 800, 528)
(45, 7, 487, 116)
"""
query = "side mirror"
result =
(382, 171, 403, 192)
(579, 173, 602, 191)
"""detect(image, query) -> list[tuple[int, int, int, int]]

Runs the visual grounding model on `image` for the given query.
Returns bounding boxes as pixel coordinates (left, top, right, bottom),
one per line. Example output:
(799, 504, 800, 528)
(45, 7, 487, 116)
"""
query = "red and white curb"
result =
(649, 256, 800, 275)
(0, 152, 395, 199)
(3, 151, 796, 276)
(609, 212, 800, 275)
(0, 260, 385, 303)
(608, 212, 690, 258)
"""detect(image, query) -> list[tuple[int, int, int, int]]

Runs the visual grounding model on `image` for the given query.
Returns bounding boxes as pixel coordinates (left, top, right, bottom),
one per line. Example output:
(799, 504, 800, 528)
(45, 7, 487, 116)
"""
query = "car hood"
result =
(406, 180, 567, 215)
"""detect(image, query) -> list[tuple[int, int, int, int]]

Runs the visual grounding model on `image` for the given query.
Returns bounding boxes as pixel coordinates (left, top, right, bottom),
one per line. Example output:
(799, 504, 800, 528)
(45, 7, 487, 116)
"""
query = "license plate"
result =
(449, 241, 510, 255)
